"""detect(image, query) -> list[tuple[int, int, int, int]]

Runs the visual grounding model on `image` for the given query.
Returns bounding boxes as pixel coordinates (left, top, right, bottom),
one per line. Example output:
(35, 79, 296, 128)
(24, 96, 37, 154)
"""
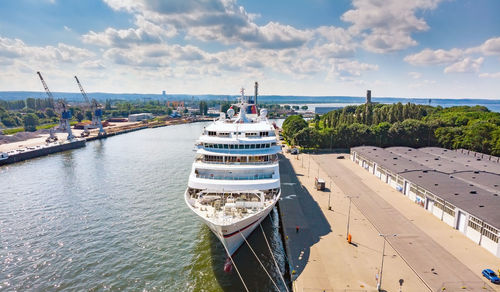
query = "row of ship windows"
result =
(207, 131, 271, 137)
(203, 142, 277, 149)
(204, 154, 277, 163)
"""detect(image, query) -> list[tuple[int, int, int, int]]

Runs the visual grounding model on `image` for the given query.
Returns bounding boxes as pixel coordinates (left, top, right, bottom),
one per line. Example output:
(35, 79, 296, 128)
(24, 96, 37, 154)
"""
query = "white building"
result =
(351, 146, 500, 258)
(128, 113, 154, 122)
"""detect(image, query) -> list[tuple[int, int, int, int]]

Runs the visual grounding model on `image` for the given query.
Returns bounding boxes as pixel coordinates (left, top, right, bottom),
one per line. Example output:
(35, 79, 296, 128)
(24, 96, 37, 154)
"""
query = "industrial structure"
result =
(351, 146, 500, 257)
(366, 90, 372, 104)
(128, 113, 154, 122)
(36, 72, 75, 141)
(74, 76, 106, 137)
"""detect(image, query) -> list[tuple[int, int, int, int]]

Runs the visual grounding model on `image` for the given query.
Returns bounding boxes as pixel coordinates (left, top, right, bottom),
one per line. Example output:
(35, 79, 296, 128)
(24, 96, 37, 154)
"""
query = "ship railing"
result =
(197, 159, 278, 165)
(196, 174, 273, 180)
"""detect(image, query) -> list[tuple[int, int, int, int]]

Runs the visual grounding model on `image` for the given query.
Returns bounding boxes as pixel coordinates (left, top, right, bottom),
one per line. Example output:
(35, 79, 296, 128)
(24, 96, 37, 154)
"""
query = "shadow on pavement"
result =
(278, 154, 332, 280)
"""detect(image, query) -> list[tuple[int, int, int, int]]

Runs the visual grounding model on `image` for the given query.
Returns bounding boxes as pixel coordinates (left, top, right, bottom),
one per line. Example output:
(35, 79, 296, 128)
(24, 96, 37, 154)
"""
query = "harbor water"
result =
(0, 122, 288, 291)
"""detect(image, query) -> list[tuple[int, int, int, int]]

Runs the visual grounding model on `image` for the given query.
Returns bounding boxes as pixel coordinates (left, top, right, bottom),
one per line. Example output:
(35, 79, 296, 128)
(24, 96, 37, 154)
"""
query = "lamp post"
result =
(307, 153, 311, 177)
(345, 195, 359, 239)
(377, 233, 397, 291)
(328, 179, 332, 210)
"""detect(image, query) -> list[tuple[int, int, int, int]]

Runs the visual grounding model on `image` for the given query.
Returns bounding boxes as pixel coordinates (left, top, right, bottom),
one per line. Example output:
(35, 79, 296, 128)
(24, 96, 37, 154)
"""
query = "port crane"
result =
(36, 71, 75, 141)
(74, 76, 106, 137)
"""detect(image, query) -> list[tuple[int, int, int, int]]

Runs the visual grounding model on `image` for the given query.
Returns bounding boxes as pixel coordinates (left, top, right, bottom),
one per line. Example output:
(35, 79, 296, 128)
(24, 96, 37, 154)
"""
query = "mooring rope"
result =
(221, 242, 250, 292)
(259, 223, 289, 292)
(239, 231, 281, 292)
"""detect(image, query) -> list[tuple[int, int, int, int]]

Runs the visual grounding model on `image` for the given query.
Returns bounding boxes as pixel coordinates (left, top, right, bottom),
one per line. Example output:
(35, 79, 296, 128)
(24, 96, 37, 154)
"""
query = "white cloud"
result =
(408, 71, 422, 79)
(404, 48, 463, 65)
(479, 72, 500, 79)
(0, 36, 94, 63)
(405, 37, 500, 71)
(64, 26, 71, 32)
(82, 16, 176, 48)
(444, 57, 483, 73)
(408, 79, 436, 89)
(342, 0, 442, 53)
(100, 0, 312, 50)
(466, 37, 500, 56)
(335, 60, 378, 76)
(0, 37, 24, 58)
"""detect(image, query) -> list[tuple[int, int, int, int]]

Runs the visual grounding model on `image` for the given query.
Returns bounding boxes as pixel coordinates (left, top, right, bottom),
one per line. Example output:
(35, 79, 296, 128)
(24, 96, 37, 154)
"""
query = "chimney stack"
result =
(254, 82, 259, 105)
(366, 90, 372, 104)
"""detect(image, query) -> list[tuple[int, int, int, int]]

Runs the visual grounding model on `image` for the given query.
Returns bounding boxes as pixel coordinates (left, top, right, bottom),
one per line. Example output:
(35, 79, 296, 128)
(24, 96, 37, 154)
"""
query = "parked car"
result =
(291, 148, 299, 155)
(336, 155, 345, 159)
(482, 269, 500, 284)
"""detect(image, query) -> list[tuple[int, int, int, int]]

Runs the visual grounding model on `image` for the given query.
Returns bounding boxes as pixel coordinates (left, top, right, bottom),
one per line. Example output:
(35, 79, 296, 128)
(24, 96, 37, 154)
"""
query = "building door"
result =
(426, 199, 434, 213)
(457, 211, 466, 233)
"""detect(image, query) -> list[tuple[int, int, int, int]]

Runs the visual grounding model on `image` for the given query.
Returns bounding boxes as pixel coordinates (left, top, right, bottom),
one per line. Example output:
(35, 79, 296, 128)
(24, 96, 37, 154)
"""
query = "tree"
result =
(435, 127, 463, 149)
(26, 98, 36, 110)
(372, 122, 391, 147)
(220, 102, 231, 114)
(85, 110, 93, 121)
(35, 111, 46, 119)
(199, 101, 208, 115)
(292, 105, 299, 110)
(282, 115, 307, 144)
(76, 111, 84, 122)
(461, 121, 496, 153)
(23, 113, 39, 132)
(45, 108, 57, 118)
(294, 128, 320, 148)
(301, 105, 308, 110)
(105, 99, 112, 110)
(284, 105, 291, 110)
(1, 116, 17, 127)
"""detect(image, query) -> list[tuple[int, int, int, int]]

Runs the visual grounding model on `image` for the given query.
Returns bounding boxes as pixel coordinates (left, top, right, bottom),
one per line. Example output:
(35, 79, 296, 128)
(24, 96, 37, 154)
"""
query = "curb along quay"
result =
(278, 147, 499, 292)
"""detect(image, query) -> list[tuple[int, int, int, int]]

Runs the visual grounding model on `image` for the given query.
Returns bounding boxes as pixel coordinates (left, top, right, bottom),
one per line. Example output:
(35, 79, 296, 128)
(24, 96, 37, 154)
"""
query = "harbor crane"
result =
(36, 71, 75, 141)
(74, 76, 106, 137)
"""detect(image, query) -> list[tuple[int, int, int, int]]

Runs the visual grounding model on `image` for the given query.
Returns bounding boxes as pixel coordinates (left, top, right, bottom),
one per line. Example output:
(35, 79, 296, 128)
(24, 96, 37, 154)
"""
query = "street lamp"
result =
(328, 179, 332, 210)
(377, 233, 397, 291)
(345, 195, 359, 240)
(307, 153, 311, 177)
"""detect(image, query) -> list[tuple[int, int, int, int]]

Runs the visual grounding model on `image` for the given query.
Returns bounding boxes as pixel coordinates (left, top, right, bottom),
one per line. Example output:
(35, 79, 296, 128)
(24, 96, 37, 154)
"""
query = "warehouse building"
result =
(128, 113, 154, 122)
(350, 146, 500, 257)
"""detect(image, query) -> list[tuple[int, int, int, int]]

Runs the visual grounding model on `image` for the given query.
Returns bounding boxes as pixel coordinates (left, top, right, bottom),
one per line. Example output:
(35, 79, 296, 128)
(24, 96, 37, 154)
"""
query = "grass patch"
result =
(2, 127, 24, 135)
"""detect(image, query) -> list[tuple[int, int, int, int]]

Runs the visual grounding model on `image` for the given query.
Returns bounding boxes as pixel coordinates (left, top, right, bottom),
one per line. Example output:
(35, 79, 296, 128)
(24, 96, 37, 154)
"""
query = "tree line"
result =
(282, 103, 500, 156)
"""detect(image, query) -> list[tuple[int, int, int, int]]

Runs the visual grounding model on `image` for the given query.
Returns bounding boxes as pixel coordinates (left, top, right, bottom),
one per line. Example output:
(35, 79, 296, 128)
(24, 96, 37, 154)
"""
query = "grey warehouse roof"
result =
(351, 146, 500, 229)
(352, 146, 431, 174)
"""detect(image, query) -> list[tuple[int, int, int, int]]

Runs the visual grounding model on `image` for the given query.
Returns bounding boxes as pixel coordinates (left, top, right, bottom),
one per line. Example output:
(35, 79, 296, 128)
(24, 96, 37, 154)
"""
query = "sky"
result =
(0, 0, 499, 99)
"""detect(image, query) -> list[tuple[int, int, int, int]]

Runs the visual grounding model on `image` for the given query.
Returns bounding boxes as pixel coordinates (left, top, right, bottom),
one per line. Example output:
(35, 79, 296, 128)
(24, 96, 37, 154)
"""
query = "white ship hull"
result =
(185, 84, 281, 257)
(185, 189, 280, 255)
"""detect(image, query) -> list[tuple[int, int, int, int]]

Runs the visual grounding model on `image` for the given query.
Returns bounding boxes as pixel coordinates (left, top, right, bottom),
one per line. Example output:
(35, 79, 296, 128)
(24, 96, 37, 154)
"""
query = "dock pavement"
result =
(278, 150, 498, 291)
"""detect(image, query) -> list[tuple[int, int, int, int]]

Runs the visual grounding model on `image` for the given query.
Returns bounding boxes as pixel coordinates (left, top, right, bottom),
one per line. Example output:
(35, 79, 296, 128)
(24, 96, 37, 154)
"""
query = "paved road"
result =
(278, 155, 332, 284)
(315, 154, 491, 291)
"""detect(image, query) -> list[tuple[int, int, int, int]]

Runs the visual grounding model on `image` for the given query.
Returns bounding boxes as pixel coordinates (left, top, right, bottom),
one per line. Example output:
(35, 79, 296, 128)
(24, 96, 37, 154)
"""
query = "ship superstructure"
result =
(185, 83, 281, 255)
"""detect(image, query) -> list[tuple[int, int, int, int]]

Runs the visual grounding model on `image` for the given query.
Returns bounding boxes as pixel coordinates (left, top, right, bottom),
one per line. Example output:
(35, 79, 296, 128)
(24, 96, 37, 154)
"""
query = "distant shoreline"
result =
(0, 91, 499, 102)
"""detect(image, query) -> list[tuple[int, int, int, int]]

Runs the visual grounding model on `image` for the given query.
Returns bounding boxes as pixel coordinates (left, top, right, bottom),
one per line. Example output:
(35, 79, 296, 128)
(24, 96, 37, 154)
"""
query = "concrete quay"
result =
(278, 151, 498, 291)
(0, 118, 211, 166)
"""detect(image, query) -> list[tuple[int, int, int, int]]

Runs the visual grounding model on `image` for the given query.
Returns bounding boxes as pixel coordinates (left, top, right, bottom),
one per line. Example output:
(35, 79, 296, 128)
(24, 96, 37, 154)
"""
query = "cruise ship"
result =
(185, 83, 281, 256)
